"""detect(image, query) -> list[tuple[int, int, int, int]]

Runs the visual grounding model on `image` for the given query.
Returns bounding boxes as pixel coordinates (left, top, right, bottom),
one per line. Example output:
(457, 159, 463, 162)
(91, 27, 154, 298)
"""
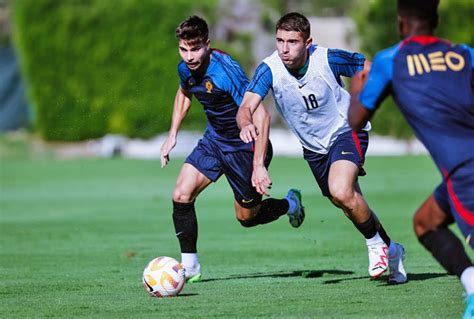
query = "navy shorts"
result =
(303, 130, 368, 197)
(185, 137, 273, 208)
(434, 159, 474, 248)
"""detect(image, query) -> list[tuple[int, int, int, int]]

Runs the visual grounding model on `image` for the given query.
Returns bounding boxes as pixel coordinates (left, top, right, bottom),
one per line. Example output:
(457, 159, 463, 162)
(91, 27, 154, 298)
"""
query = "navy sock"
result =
(419, 228, 472, 277)
(239, 198, 289, 227)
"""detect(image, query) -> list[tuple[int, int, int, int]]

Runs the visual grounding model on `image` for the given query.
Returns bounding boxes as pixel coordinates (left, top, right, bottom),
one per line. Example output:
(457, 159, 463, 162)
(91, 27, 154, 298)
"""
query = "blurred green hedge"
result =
(12, 0, 215, 141)
(354, 0, 474, 138)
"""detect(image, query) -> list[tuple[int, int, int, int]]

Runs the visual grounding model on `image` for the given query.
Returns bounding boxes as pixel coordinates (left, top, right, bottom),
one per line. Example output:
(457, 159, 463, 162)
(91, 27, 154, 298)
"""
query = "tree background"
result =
(9, 0, 474, 141)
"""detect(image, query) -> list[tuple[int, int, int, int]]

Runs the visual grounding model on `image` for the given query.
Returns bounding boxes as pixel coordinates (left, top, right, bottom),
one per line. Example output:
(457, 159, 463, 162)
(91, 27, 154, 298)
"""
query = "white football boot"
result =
(367, 240, 389, 278)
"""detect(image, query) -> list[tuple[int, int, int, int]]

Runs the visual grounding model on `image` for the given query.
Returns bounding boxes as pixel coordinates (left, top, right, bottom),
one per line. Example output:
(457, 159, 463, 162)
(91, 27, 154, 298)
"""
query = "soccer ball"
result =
(142, 256, 185, 297)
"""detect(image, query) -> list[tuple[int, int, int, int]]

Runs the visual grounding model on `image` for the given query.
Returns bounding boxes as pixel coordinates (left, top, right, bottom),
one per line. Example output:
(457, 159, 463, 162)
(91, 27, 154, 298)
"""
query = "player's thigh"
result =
(173, 163, 212, 202)
(327, 130, 368, 196)
(328, 160, 359, 195)
(222, 150, 265, 211)
(174, 141, 223, 202)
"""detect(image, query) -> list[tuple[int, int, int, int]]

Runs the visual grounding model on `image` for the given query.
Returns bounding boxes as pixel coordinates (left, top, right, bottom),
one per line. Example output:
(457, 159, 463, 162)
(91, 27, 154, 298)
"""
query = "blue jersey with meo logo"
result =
(359, 36, 474, 176)
(178, 49, 251, 152)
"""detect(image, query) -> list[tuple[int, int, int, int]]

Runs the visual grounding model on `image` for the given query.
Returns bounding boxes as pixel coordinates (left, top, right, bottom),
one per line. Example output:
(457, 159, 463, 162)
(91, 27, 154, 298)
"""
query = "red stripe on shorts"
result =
(351, 130, 363, 161)
(442, 169, 474, 226)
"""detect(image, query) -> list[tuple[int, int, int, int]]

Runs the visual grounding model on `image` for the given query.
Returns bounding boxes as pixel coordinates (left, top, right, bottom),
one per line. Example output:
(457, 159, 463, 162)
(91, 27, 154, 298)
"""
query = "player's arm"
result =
(237, 91, 264, 143)
(236, 62, 272, 143)
(249, 101, 272, 195)
(328, 48, 366, 81)
(160, 87, 192, 167)
(348, 69, 374, 131)
(348, 47, 395, 131)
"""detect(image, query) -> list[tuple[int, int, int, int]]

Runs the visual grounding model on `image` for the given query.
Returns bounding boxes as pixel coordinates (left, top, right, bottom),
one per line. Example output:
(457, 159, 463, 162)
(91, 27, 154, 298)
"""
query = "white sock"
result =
(461, 266, 474, 295)
(181, 253, 199, 269)
(366, 232, 384, 246)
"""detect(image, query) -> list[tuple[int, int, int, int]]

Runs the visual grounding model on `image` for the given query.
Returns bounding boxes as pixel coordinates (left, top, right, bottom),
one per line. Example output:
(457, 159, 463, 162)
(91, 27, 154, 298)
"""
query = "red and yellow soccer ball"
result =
(143, 256, 185, 297)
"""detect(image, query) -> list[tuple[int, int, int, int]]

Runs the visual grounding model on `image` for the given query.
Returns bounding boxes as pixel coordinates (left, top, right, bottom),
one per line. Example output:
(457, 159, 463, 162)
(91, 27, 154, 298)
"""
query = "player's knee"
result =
(413, 210, 433, 237)
(172, 188, 195, 203)
(237, 217, 258, 228)
(413, 209, 447, 238)
(330, 187, 354, 208)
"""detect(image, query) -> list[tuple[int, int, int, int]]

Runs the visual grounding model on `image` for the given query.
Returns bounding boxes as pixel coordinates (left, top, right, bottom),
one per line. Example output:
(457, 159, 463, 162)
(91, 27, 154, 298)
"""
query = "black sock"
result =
(239, 198, 289, 227)
(172, 201, 198, 253)
(256, 198, 289, 224)
(419, 228, 472, 277)
(353, 212, 391, 246)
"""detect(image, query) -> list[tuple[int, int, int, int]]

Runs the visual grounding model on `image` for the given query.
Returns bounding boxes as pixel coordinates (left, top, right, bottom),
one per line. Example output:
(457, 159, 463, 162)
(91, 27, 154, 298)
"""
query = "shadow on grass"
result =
(177, 293, 199, 297)
(200, 269, 354, 283)
(323, 272, 449, 285)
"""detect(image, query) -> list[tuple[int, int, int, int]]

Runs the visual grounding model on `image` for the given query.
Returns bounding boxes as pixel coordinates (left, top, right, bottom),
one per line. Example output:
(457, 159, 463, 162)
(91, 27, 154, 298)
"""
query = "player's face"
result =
(178, 39, 211, 71)
(276, 29, 312, 69)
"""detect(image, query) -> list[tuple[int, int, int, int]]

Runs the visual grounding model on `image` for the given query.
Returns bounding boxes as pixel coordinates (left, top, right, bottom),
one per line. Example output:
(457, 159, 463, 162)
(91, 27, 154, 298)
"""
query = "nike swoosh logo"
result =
(298, 83, 307, 89)
(242, 198, 254, 204)
(341, 151, 354, 155)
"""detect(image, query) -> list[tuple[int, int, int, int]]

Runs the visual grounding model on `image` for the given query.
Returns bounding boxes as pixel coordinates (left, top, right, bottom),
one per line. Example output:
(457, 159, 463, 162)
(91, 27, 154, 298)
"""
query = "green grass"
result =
(1, 155, 472, 318)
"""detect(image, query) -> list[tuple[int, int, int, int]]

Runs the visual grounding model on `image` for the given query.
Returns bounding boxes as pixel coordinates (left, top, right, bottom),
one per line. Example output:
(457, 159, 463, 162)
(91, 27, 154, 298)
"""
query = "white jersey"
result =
(263, 46, 370, 154)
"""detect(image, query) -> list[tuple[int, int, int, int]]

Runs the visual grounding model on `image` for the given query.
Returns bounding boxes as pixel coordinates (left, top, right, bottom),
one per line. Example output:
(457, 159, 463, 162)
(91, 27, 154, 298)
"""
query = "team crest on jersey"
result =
(205, 80, 213, 93)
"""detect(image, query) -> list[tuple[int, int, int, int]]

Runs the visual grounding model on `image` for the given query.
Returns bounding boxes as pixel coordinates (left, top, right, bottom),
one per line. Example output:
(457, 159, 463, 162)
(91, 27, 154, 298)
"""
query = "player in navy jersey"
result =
(160, 16, 305, 283)
(348, 0, 474, 317)
(237, 12, 407, 283)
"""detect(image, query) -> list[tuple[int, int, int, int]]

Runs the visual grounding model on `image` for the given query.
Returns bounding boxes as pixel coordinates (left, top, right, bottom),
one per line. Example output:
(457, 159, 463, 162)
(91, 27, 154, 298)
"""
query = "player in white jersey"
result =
(237, 12, 407, 283)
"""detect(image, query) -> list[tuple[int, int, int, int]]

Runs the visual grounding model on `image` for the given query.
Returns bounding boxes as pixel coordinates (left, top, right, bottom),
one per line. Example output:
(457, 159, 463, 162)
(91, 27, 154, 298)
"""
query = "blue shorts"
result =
(303, 130, 368, 197)
(434, 159, 474, 248)
(185, 137, 273, 208)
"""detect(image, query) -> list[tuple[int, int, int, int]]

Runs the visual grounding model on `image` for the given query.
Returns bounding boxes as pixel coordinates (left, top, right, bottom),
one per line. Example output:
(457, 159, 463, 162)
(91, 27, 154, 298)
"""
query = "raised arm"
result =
(160, 87, 192, 167)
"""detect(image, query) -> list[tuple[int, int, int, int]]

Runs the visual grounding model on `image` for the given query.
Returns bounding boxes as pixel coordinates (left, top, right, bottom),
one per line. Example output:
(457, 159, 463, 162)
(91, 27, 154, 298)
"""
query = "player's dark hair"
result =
(276, 12, 310, 41)
(175, 15, 209, 45)
(397, 0, 439, 29)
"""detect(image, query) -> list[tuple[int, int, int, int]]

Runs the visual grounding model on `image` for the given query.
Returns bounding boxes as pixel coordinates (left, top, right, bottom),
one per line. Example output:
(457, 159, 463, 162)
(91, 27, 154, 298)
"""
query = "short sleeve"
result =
(359, 45, 399, 110)
(246, 62, 273, 99)
(327, 48, 365, 79)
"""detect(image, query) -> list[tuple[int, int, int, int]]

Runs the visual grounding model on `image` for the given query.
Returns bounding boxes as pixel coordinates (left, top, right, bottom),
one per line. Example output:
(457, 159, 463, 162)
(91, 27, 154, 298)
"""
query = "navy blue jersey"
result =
(248, 45, 365, 98)
(360, 36, 474, 175)
(178, 49, 251, 152)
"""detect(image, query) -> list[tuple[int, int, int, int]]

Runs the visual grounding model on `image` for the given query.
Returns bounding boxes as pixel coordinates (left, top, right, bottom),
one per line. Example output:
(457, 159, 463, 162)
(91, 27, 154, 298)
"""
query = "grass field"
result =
(1, 154, 472, 318)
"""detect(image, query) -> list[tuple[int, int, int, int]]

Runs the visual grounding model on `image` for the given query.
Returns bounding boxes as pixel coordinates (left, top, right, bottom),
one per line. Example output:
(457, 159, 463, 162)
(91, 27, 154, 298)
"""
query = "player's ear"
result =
(396, 16, 404, 39)
(305, 37, 312, 48)
(205, 38, 211, 49)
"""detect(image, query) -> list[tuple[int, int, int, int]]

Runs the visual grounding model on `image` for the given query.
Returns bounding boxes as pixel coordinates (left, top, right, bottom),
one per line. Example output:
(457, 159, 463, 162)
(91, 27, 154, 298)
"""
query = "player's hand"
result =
(240, 123, 259, 143)
(351, 63, 371, 95)
(160, 135, 176, 168)
(252, 165, 272, 196)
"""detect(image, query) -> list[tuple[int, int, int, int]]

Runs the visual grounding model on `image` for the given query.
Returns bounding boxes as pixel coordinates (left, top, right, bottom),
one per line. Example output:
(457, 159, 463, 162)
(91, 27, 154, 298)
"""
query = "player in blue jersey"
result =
(237, 12, 407, 284)
(348, 0, 474, 317)
(160, 16, 305, 283)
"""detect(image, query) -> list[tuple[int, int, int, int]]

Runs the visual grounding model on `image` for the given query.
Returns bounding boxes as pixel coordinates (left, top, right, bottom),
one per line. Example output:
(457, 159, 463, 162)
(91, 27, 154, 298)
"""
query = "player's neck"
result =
(403, 20, 435, 38)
